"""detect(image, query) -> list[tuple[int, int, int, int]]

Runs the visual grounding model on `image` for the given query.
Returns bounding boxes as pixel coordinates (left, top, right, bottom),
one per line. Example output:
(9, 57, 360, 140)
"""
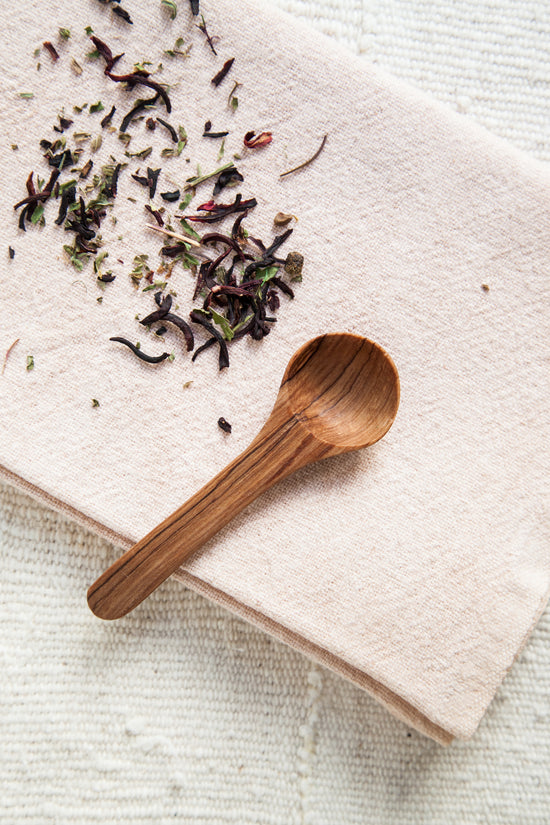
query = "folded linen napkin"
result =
(0, 0, 548, 744)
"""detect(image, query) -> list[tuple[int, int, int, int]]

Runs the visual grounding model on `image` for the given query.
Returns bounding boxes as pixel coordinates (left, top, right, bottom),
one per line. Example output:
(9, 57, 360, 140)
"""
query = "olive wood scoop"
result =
(88, 333, 400, 620)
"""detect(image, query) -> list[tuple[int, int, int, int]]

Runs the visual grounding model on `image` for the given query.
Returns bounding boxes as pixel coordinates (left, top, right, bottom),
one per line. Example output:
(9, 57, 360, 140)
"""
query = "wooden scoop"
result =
(88, 333, 400, 620)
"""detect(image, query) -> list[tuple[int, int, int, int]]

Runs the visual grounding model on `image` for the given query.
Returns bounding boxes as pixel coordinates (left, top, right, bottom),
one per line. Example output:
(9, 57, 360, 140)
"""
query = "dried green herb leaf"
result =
(90, 134, 102, 153)
(161, 0, 178, 19)
(257, 265, 279, 284)
(19, 92, 34, 99)
(184, 161, 234, 190)
(26, 355, 34, 371)
(92, 398, 100, 407)
(30, 204, 44, 224)
(231, 314, 254, 336)
(142, 280, 167, 292)
(124, 146, 153, 159)
(59, 28, 71, 39)
(63, 242, 88, 270)
(93, 250, 109, 273)
(90, 100, 105, 113)
(209, 308, 234, 341)
(85, 26, 94, 36)
(179, 218, 200, 241)
(179, 192, 193, 210)
(59, 179, 78, 193)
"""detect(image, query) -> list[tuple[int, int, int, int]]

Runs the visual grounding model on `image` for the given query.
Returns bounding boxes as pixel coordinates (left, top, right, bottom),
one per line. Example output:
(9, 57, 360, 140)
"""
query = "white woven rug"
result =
(2, 1, 549, 822)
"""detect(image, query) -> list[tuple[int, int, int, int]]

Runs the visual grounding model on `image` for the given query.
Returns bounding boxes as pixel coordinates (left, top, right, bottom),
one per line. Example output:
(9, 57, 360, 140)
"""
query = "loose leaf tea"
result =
(80, 159, 93, 178)
(110, 337, 170, 363)
(120, 94, 159, 133)
(190, 310, 229, 370)
(43, 41, 59, 62)
(157, 117, 178, 142)
(243, 131, 272, 149)
(184, 161, 235, 190)
(161, 0, 178, 19)
(213, 167, 243, 195)
(280, 133, 328, 178)
(2, 339, 20, 375)
(91, 36, 172, 112)
(217, 417, 232, 433)
(274, 212, 296, 226)
(203, 129, 229, 139)
(160, 189, 180, 202)
(112, 5, 133, 24)
(284, 251, 304, 281)
(54, 115, 74, 133)
(144, 203, 164, 225)
(211, 58, 234, 87)
(197, 14, 218, 55)
(12, 3, 306, 381)
(100, 105, 116, 127)
(227, 80, 241, 111)
(183, 194, 257, 223)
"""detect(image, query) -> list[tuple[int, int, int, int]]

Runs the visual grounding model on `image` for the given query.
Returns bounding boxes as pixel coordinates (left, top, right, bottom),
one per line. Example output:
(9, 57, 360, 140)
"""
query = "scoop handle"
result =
(87, 405, 324, 620)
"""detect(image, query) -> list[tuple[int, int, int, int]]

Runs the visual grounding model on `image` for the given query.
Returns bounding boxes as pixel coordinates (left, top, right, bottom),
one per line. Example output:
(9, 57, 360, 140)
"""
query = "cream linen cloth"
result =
(0, 0, 549, 744)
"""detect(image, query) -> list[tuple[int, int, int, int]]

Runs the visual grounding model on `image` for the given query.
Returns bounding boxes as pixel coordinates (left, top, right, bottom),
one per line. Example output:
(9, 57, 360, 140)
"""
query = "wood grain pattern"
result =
(87, 334, 400, 620)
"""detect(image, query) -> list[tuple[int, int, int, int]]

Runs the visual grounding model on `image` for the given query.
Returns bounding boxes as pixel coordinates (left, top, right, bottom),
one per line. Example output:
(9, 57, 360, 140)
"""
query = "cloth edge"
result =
(254, 0, 550, 179)
(0, 463, 452, 745)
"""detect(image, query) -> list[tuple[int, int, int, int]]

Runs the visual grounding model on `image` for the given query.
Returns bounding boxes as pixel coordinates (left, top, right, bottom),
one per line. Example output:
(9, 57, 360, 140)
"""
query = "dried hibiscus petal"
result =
(243, 131, 272, 149)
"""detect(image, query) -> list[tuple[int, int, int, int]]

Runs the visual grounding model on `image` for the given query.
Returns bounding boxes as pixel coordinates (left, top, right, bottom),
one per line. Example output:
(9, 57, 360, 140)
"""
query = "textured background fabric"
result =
(3, 482, 550, 823)
(1, 0, 550, 821)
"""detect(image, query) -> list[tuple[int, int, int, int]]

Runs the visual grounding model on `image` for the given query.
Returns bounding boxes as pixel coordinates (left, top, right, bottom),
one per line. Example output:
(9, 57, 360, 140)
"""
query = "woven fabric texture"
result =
(2, 481, 550, 822)
(273, 0, 550, 162)
(2, 0, 550, 821)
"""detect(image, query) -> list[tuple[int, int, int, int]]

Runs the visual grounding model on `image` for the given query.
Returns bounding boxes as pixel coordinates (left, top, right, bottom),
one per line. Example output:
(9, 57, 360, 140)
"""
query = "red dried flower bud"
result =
(243, 131, 273, 149)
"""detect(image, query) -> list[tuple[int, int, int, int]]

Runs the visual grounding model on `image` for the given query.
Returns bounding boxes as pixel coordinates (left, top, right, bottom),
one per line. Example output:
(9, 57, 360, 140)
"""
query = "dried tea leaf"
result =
(161, 0, 178, 19)
(274, 212, 296, 227)
(90, 134, 102, 153)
